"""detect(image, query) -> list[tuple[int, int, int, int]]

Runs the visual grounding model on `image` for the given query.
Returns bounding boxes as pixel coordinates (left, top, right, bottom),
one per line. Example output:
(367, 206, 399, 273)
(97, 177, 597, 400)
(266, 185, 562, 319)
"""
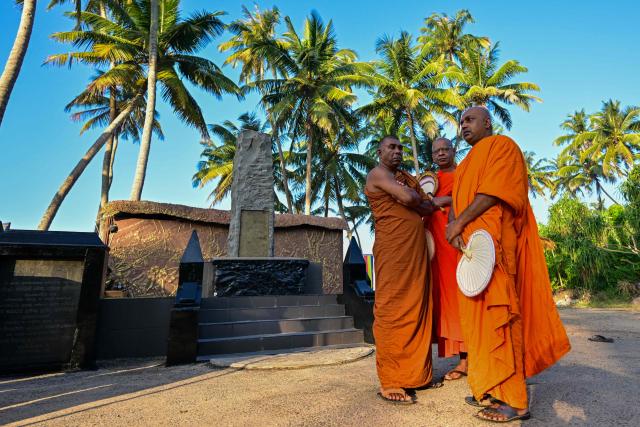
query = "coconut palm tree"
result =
(65, 81, 164, 210)
(553, 108, 621, 207)
(359, 31, 461, 176)
(47, 0, 239, 197)
(40, 0, 239, 228)
(580, 100, 640, 177)
(38, 91, 144, 230)
(251, 11, 368, 215)
(0, 0, 37, 127)
(129, 0, 158, 200)
(418, 9, 489, 65)
(445, 43, 541, 129)
(523, 151, 554, 199)
(552, 153, 618, 209)
(219, 5, 295, 212)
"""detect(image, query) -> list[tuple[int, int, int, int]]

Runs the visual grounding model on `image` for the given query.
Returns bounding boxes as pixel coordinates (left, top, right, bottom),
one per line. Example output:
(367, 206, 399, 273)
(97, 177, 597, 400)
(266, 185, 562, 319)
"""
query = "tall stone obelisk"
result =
(226, 130, 274, 257)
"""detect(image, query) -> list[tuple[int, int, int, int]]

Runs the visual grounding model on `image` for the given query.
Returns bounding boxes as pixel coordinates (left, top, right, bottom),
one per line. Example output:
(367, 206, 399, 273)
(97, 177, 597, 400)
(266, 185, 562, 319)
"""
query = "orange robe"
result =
(365, 169, 433, 389)
(427, 170, 466, 357)
(453, 135, 571, 409)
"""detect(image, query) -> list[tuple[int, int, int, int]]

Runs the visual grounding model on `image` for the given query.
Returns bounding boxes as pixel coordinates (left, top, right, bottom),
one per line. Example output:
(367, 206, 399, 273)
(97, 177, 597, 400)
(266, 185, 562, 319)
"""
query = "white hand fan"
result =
(456, 229, 495, 297)
(419, 172, 438, 196)
(419, 171, 445, 212)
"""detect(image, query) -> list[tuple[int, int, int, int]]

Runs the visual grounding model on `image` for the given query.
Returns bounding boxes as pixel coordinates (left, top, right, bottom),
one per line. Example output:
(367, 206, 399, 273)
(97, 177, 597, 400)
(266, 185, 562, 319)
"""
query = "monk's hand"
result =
(446, 219, 464, 245)
(432, 196, 451, 208)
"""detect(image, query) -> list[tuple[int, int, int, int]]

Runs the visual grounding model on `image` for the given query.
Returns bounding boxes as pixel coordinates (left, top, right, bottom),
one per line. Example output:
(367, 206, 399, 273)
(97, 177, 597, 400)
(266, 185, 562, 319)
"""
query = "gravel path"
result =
(1, 308, 638, 426)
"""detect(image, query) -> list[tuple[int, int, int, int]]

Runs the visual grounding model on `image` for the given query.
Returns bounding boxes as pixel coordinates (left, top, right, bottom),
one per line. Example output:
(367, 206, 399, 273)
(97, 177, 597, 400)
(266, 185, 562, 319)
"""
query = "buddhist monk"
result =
(365, 135, 438, 404)
(446, 107, 571, 422)
(426, 138, 468, 380)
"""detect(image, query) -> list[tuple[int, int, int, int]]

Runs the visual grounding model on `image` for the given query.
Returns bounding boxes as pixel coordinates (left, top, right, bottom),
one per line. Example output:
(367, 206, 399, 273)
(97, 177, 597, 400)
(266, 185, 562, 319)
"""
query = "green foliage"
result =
(541, 190, 640, 299)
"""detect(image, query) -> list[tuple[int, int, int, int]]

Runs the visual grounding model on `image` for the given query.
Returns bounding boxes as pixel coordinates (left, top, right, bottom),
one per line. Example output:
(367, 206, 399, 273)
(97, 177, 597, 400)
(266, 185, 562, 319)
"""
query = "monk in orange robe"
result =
(426, 138, 467, 379)
(365, 135, 437, 404)
(446, 107, 571, 422)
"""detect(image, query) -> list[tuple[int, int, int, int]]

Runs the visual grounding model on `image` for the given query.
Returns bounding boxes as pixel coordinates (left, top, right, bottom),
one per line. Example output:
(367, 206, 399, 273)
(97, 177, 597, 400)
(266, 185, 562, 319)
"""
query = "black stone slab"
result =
(166, 231, 203, 365)
(0, 276, 81, 371)
(0, 230, 107, 373)
(211, 258, 309, 296)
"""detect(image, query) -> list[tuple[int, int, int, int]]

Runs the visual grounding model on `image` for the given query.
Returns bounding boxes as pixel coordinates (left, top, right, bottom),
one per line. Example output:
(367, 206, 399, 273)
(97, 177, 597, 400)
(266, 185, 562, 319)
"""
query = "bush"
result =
(540, 192, 640, 299)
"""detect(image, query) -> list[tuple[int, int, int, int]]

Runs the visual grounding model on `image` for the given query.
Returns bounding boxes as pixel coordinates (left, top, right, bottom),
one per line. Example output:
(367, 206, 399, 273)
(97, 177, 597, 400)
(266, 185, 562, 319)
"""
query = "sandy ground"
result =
(1, 308, 638, 427)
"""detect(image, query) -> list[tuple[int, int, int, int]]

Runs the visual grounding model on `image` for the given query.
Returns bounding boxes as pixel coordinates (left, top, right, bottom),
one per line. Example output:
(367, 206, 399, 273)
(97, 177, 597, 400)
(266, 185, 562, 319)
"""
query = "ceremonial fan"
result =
(456, 229, 496, 297)
(419, 171, 445, 212)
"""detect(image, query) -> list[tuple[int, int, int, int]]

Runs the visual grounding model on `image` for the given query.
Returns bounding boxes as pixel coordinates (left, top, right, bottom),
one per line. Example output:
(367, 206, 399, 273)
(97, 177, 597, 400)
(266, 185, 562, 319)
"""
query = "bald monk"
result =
(365, 135, 438, 404)
(426, 138, 468, 380)
(446, 107, 571, 422)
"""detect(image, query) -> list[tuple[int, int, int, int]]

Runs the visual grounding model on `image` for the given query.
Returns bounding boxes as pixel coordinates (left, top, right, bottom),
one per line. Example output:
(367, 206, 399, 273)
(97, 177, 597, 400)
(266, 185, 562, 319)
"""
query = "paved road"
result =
(1, 309, 638, 426)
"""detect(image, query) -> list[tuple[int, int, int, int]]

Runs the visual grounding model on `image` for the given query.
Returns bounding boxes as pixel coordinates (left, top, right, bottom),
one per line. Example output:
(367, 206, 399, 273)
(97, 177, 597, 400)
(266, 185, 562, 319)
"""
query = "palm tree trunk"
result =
(109, 132, 119, 189)
(271, 122, 294, 212)
(405, 107, 421, 177)
(593, 178, 620, 206)
(304, 118, 314, 215)
(99, 88, 117, 212)
(0, 0, 36, 127)
(38, 97, 140, 230)
(130, 0, 159, 200)
(333, 176, 352, 239)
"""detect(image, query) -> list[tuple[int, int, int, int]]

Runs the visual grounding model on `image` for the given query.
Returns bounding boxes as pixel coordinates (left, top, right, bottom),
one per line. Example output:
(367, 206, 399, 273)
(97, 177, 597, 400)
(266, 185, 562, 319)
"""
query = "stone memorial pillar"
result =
(226, 130, 274, 257)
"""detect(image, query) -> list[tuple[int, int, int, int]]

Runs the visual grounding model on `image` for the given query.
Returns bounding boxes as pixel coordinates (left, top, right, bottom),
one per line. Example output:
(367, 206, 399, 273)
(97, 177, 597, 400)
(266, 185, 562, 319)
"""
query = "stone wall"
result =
(101, 201, 346, 296)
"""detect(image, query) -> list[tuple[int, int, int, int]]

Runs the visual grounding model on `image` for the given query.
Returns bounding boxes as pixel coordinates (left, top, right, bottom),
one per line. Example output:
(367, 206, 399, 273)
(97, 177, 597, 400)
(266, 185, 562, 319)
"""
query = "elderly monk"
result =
(426, 138, 468, 380)
(365, 135, 437, 404)
(446, 107, 571, 422)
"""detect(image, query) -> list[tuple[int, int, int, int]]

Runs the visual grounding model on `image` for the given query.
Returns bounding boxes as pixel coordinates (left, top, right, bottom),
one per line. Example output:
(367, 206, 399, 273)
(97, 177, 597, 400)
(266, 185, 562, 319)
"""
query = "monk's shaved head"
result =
(432, 137, 455, 170)
(433, 137, 453, 148)
(460, 106, 493, 146)
(461, 106, 491, 121)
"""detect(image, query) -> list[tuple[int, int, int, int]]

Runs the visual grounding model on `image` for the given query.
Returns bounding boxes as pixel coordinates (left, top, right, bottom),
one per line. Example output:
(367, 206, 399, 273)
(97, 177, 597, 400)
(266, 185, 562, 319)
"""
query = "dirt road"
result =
(1, 308, 638, 426)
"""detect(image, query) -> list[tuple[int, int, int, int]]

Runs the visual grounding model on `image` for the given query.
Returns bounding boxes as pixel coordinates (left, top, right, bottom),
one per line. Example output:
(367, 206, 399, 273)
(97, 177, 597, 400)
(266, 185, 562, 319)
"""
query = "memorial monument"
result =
(210, 130, 309, 296)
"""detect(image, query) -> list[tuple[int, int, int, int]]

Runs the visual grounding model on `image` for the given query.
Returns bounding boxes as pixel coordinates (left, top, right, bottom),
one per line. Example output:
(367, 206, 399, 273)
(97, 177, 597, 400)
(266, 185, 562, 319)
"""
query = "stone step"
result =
(200, 295, 338, 309)
(199, 316, 354, 338)
(197, 329, 364, 356)
(199, 304, 345, 323)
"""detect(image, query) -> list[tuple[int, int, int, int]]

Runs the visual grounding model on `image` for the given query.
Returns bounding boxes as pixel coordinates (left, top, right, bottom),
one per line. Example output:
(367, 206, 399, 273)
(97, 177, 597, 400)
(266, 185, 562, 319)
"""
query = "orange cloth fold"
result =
(365, 170, 433, 389)
(427, 170, 466, 357)
(453, 135, 571, 409)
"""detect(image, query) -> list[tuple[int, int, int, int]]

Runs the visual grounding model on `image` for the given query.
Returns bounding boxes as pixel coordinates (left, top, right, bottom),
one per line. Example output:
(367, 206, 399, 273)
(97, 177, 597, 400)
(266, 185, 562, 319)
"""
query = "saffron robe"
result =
(428, 170, 466, 357)
(365, 169, 433, 388)
(453, 135, 571, 408)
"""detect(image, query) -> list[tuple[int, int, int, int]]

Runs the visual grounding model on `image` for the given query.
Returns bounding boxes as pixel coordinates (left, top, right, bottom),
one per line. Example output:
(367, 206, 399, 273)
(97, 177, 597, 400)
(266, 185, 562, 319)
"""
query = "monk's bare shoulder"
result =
(366, 166, 386, 193)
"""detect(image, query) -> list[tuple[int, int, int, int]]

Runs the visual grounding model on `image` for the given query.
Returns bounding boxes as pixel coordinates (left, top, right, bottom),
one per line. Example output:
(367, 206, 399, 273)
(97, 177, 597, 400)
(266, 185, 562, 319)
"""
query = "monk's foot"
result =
(475, 404, 530, 423)
(377, 387, 414, 404)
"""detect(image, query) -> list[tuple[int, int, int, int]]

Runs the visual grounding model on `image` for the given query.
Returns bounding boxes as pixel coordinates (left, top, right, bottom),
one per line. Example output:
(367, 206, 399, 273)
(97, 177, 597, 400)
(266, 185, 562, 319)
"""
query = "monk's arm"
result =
(432, 196, 452, 208)
(446, 194, 499, 246)
(413, 201, 435, 216)
(371, 169, 423, 207)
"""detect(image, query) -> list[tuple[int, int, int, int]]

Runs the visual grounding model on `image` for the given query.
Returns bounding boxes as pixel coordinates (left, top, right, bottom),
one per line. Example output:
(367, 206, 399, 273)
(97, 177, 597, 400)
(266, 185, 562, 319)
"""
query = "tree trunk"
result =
(109, 133, 119, 189)
(271, 122, 293, 212)
(333, 177, 352, 240)
(405, 107, 421, 177)
(0, 0, 36, 127)
(353, 224, 362, 250)
(38, 97, 140, 230)
(304, 118, 313, 215)
(99, 87, 118, 213)
(130, 0, 159, 200)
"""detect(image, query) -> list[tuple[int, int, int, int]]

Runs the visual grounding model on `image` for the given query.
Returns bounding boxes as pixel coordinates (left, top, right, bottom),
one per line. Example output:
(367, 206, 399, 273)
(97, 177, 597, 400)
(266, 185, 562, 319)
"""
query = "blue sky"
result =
(1, 0, 639, 253)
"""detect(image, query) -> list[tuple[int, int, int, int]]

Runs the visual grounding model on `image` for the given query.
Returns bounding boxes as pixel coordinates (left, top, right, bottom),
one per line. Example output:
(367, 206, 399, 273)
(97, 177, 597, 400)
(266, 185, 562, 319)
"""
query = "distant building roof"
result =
(103, 200, 348, 231)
